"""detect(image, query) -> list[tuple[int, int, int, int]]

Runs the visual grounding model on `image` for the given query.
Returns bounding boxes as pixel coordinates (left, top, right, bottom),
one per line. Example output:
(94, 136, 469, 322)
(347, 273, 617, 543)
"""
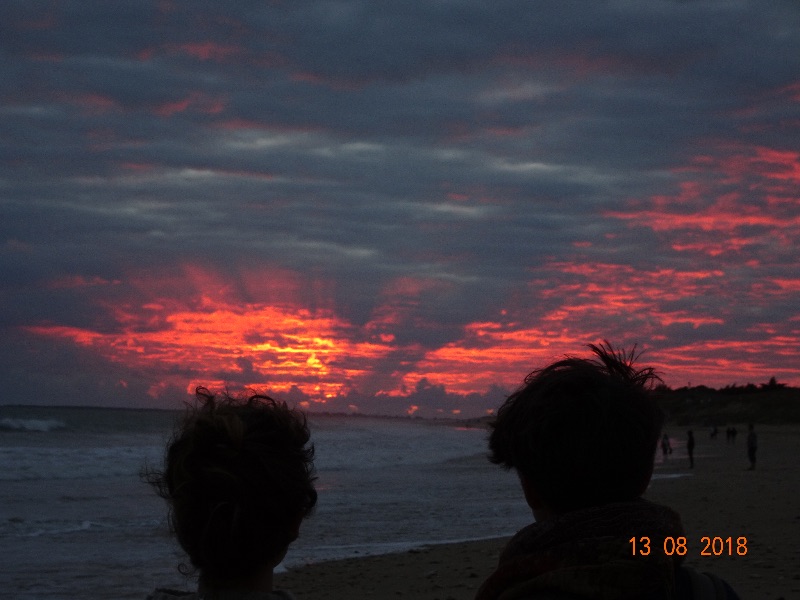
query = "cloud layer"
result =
(2, 1, 799, 415)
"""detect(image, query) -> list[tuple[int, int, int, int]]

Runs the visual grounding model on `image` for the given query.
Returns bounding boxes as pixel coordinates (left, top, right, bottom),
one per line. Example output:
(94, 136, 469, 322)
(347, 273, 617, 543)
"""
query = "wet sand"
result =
(276, 424, 800, 599)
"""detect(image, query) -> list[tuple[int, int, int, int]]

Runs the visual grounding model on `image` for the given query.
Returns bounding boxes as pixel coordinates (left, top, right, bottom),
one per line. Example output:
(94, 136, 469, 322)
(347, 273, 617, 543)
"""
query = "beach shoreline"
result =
(276, 424, 800, 599)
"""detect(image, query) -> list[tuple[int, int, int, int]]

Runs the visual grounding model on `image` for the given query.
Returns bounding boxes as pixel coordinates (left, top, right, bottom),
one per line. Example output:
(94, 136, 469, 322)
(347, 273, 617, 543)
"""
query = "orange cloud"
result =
(23, 256, 800, 404)
(399, 255, 797, 393)
(605, 144, 800, 256)
(25, 265, 398, 401)
(27, 299, 392, 401)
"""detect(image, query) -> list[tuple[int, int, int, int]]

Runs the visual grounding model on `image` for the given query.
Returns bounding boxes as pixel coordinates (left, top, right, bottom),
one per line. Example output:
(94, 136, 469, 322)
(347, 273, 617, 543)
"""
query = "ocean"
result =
(1, 405, 532, 599)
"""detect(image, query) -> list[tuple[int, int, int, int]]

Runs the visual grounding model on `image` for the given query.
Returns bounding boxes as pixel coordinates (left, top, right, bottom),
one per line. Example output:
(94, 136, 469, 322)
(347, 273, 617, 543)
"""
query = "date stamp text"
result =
(629, 536, 748, 557)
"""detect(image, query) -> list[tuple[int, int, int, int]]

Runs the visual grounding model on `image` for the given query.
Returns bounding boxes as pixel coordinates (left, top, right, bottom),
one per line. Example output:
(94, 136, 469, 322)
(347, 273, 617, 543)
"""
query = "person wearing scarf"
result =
(476, 342, 739, 600)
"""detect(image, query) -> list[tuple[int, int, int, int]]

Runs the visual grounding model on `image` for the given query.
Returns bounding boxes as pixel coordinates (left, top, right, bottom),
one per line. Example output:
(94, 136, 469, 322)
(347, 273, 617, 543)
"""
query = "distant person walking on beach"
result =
(747, 423, 758, 470)
(687, 430, 695, 468)
(476, 341, 740, 600)
(661, 432, 672, 460)
(145, 388, 317, 600)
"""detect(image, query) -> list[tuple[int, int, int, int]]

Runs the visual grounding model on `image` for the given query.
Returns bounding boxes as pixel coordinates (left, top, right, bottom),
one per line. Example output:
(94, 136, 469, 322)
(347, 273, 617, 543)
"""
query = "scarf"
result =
(476, 499, 685, 600)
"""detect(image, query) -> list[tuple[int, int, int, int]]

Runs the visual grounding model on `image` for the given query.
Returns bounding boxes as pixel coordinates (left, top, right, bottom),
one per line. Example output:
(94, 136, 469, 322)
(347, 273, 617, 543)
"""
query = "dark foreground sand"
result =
(276, 424, 800, 599)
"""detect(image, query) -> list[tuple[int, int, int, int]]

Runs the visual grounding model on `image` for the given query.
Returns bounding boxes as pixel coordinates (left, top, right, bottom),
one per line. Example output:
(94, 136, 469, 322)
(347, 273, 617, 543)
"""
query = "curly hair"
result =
(488, 341, 664, 512)
(146, 387, 317, 588)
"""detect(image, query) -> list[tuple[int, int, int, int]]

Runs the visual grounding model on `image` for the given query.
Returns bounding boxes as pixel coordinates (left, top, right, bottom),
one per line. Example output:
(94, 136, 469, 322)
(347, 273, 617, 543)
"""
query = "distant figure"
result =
(710, 425, 718, 439)
(747, 423, 758, 470)
(725, 427, 733, 443)
(687, 430, 695, 468)
(145, 387, 317, 600)
(476, 341, 740, 600)
(661, 432, 672, 460)
(731, 426, 738, 443)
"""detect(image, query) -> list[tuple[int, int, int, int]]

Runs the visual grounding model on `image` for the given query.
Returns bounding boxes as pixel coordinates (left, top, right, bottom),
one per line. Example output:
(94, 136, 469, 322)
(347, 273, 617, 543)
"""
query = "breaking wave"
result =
(0, 418, 66, 433)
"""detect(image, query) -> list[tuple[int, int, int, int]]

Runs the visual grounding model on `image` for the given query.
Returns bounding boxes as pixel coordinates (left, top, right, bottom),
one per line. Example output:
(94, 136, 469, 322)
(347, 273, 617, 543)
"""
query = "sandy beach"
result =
(276, 424, 800, 599)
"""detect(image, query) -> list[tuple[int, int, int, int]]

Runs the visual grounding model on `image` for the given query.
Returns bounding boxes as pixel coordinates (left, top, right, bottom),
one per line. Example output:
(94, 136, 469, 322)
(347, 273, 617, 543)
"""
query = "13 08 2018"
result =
(629, 536, 748, 556)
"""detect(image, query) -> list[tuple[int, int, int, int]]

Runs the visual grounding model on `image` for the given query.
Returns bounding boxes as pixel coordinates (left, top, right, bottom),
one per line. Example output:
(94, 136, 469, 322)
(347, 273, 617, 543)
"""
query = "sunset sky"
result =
(2, 2, 799, 416)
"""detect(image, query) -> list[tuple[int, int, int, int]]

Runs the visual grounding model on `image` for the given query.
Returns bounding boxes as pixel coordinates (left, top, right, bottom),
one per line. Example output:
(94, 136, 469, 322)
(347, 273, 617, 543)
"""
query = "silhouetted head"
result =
(488, 341, 664, 515)
(147, 387, 317, 589)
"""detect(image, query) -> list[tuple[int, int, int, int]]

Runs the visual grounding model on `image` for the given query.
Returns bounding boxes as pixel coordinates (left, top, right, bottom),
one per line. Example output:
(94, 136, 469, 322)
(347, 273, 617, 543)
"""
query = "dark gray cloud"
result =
(1, 1, 798, 414)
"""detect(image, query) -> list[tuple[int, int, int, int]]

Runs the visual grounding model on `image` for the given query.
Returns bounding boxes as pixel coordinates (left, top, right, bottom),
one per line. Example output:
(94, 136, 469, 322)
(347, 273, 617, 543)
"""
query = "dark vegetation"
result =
(458, 377, 800, 429)
(656, 378, 800, 425)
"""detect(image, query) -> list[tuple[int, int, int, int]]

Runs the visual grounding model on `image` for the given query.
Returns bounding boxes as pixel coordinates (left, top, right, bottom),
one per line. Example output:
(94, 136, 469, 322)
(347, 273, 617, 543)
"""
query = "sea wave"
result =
(0, 418, 66, 433)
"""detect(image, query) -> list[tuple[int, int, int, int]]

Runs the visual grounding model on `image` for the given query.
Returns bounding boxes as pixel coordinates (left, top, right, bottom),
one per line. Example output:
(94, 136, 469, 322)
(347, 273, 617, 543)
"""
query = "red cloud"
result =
(154, 92, 226, 117)
(26, 266, 407, 402)
(605, 144, 800, 255)
(23, 254, 800, 404)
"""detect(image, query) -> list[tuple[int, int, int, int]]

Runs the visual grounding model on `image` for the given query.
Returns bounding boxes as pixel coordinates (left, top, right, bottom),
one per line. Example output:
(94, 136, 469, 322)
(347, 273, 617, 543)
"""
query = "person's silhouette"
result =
(145, 387, 317, 599)
(476, 342, 740, 600)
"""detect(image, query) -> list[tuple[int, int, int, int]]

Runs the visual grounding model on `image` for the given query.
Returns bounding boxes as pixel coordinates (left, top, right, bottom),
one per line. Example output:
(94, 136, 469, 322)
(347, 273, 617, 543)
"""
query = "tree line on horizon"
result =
(656, 377, 800, 425)
(657, 376, 792, 394)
